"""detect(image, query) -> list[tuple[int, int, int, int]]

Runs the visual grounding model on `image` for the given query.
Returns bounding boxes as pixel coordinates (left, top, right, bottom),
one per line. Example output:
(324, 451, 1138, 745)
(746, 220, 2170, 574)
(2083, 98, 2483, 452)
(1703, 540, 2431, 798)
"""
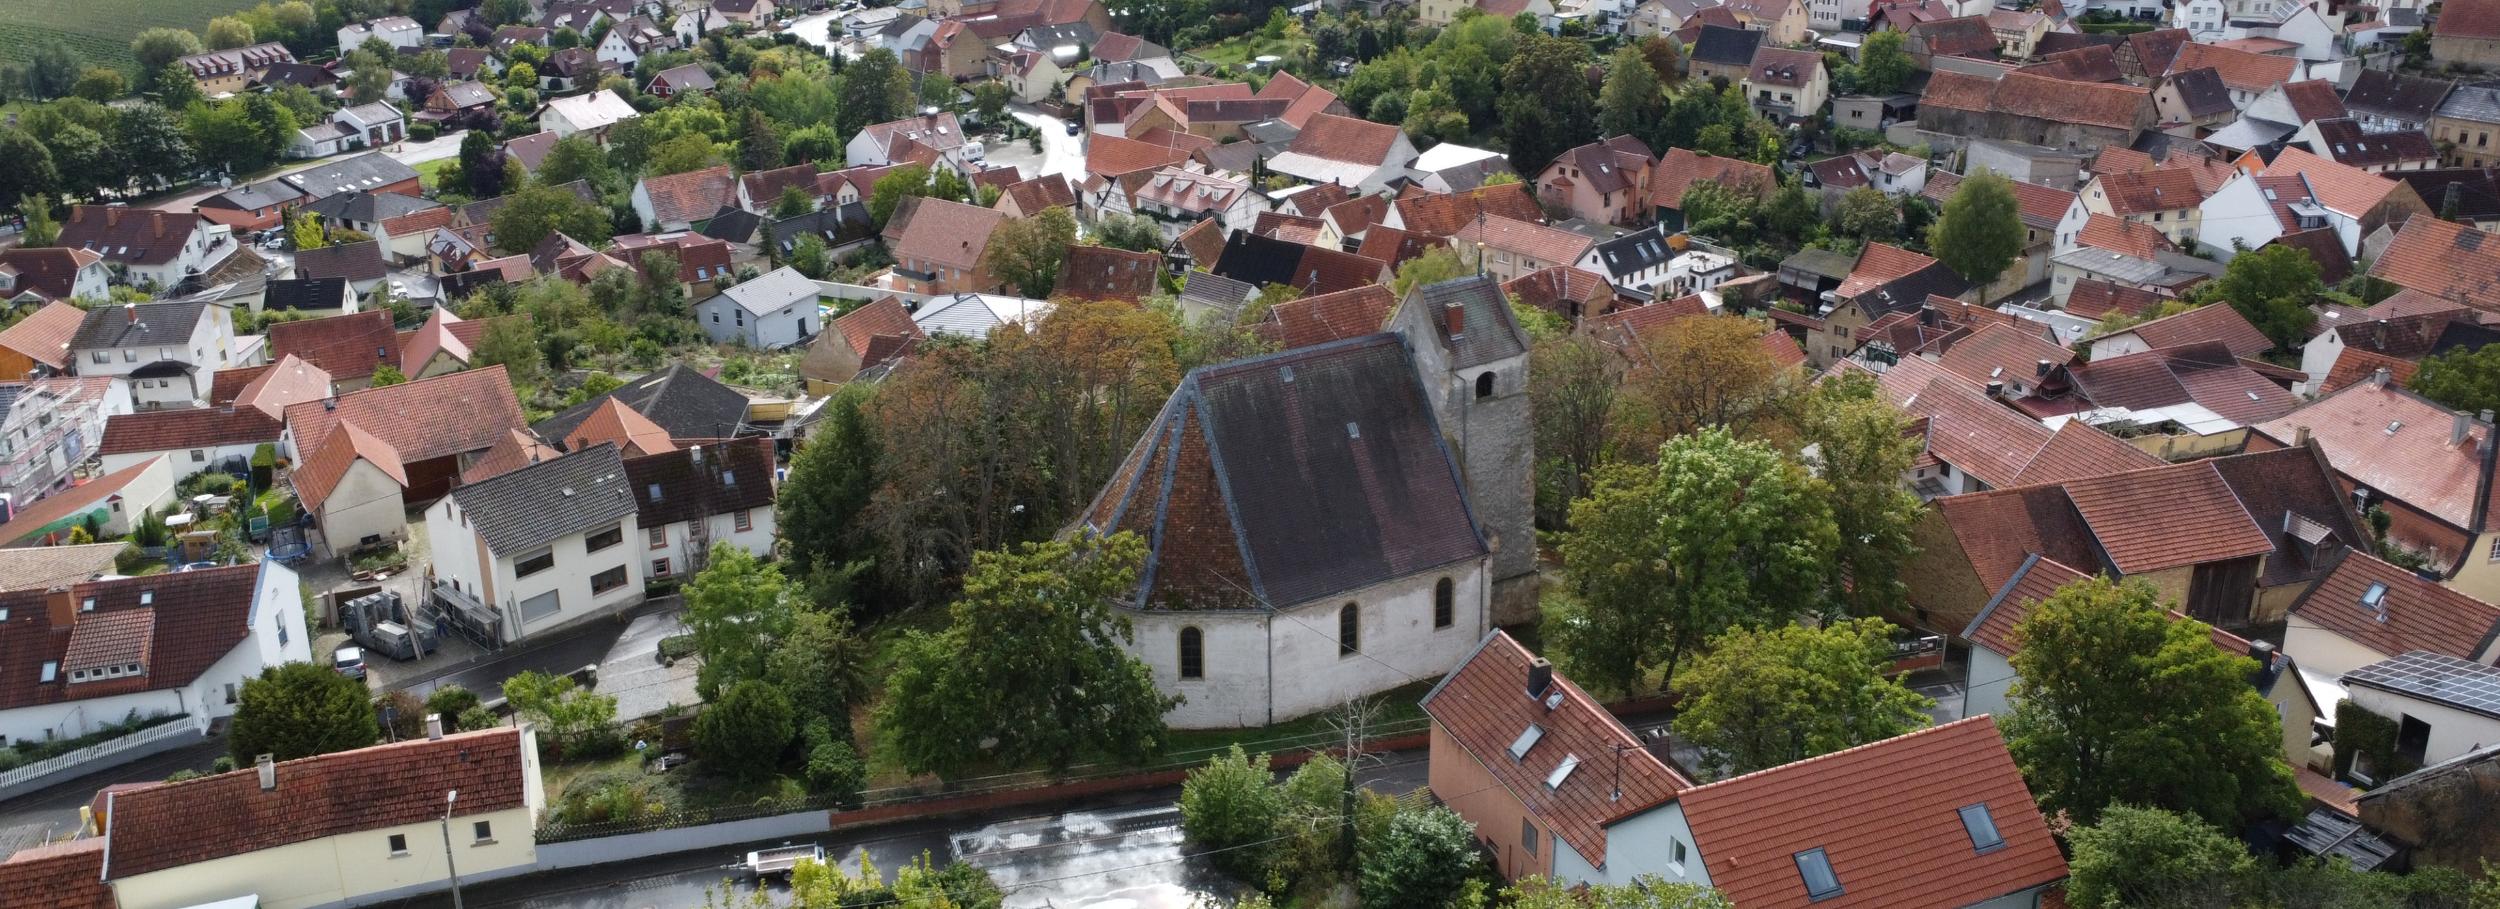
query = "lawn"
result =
(0, 0, 265, 76)
(1184, 33, 1310, 71)
(415, 157, 457, 191)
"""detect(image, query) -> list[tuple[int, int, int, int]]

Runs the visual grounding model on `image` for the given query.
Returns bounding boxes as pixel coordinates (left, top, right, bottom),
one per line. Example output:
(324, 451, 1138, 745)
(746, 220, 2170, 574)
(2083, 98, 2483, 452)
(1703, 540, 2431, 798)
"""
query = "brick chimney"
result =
(124, 303, 137, 324)
(1526, 657, 1552, 700)
(44, 588, 75, 630)
(1444, 301, 1466, 340)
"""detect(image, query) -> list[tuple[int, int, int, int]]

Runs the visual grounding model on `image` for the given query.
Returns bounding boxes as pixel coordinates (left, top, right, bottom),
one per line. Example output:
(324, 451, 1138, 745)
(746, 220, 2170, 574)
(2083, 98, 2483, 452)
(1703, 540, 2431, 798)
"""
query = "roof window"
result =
(1794, 848, 1843, 901)
(1509, 724, 1544, 761)
(1959, 803, 2006, 853)
(1545, 754, 1581, 790)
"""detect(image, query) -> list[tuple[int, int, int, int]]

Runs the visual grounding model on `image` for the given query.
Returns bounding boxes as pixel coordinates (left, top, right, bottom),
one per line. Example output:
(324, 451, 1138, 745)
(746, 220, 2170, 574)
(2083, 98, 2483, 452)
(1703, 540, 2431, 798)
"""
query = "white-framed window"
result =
(388, 834, 410, 855)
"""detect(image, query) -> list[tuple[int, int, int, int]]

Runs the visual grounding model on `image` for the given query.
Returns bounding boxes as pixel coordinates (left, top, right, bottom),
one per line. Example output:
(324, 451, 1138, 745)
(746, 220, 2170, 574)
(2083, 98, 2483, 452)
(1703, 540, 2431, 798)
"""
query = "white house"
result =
(288, 102, 406, 159)
(95, 406, 283, 480)
(67, 300, 236, 408)
(1582, 226, 1673, 298)
(539, 89, 640, 140)
(845, 112, 980, 175)
(2343, 651, 2500, 777)
(337, 16, 422, 55)
(2195, 170, 2303, 261)
(0, 376, 132, 511)
(0, 562, 308, 747)
(622, 438, 777, 581)
(100, 726, 545, 909)
(424, 444, 643, 645)
(596, 16, 675, 68)
(2286, 550, 2500, 686)
(693, 266, 820, 349)
(54, 206, 231, 292)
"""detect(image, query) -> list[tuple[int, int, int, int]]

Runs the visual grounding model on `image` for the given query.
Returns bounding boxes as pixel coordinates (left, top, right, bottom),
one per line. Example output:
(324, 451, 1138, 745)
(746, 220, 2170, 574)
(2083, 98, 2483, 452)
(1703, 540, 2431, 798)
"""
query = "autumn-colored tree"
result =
(1612, 314, 1795, 452)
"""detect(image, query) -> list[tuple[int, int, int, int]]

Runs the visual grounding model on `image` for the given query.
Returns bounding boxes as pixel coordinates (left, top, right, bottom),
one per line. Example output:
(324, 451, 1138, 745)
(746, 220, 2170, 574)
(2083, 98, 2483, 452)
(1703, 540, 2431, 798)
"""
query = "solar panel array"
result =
(2345, 650, 2500, 719)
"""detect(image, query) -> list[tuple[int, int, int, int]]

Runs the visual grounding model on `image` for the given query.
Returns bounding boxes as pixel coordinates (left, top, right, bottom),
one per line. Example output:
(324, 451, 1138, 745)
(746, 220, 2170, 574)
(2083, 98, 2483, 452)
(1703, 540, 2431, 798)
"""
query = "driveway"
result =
(1007, 106, 1086, 181)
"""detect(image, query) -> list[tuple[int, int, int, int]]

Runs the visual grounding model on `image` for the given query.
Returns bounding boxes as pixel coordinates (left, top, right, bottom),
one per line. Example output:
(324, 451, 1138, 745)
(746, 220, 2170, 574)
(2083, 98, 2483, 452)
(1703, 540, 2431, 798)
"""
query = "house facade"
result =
(694, 266, 820, 348)
(624, 439, 777, 580)
(68, 301, 235, 409)
(424, 444, 644, 645)
(0, 562, 307, 746)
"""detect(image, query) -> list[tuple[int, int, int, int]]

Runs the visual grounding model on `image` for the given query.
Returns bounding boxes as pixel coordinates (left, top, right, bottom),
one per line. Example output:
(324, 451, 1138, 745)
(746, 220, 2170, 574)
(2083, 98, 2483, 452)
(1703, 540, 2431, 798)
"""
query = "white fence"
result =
(0, 714, 211, 800)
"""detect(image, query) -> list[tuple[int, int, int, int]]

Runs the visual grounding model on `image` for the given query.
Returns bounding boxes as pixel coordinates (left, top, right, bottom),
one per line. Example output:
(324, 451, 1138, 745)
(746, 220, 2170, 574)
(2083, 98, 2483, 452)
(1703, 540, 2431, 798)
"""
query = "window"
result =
(1509, 724, 1544, 760)
(1433, 577, 1454, 629)
(1669, 837, 1689, 870)
(647, 483, 664, 501)
(473, 820, 494, 843)
(649, 526, 668, 549)
(1179, 626, 1204, 679)
(91, 351, 107, 364)
(191, 449, 205, 462)
(652, 558, 670, 576)
(711, 313, 720, 323)
(1338, 603, 1359, 656)
(1544, 754, 1580, 790)
(1521, 818, 1539, 855)
(591, 565, 629, 595)
(1794, 849, 1843, 901)
(515, 550, 555, 578)
(734, 508, 754, 532)
(225, 682, 237, 703)
(586, 524, 623, 552)
(124, 350, 137, 362)
(1475, 371, 1495, 399)
(517, 590, 561, 623)
(2488, 536, 2499, 563)
(388, 834, 410, 855)
(1958, 804, 2005, 853)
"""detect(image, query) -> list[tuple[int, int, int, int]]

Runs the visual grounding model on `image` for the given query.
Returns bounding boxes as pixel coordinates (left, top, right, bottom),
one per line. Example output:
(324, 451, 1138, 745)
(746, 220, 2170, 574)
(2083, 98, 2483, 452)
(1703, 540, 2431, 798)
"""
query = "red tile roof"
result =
(1936, 322, 2073, 390)
(2062, 279, 2170, 320)
(2076, 212, 2175, 259)
(2169, 42, 2297, 94)
(2369, 215, 2500, 313)
(1963, 554, 2250, 656)
(2064, 460, 2274, 573)
(1256, 284, 1397, 350)
(2317, 347, 2418, 394)
(637, 164, 736, 226)
(2094, 167, 2207, 214)
(1287, 112, 1402, 165)
(267, 310, 400, 381)
(284, 365, 528, 467)
(1454, 216, 1595, 271)
(0, 565, 265, 712)
(0, 301, 95, 370)
(0, 839, 112, 909)
(2280, 79, 2350, 123)
(2117, 301, 2273, 358)
(1393, 183, 1549, 238)
(461, 428, 561, 485)
(2008, 420, 2165, 486)
(292, 419, 409, 513)
(1423, 631, 1691, 868)
(564, 398, 675, 457)
(1907, 378, 2055, 488)
(2261, 146, 2402, 217)
(883, 196, 1008, 271)
(56, 206, 206, 267)
(1650, 148, 1779, 211)
(833, 295, 926, 358)
(104, 727, 529, 878)
(1053, 245, 1161, 302)
(1504, 266, 1613, 322)
(1921, 172, 2079, 231)
(2292, 549, 2500, 663)
(1664, 717, 2067, 909)
(97, 407, 284, 457)
(0, 457, 167, 547)
(1836, 243, 1939, 299)
(2250, 380, 2494, 529)
(2437, 0, 2500, 40)
(0, 250, 104, 305)
(1086, 133, 1192, 179)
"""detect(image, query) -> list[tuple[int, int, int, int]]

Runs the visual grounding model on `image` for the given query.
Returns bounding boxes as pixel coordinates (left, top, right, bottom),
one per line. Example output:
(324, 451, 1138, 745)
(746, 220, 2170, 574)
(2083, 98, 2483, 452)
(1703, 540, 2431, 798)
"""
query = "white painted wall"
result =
(2195, 173, 2287, 263)
(317, 459, 409, 555)
(2347, 684, 2500, 767)
(109, 804, 539, 909)
(644, 507, 776, 579)
(100, 440, 263, 480)
(1964, 645, 2018, 722)
(1594, 801, 1712, 889)
(0, 561, 306, 745)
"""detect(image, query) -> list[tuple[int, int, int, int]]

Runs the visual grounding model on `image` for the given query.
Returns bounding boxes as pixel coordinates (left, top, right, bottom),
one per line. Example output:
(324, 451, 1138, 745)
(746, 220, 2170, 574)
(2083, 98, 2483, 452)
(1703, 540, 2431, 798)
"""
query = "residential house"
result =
(0, 250, 109, 310)
(2371, 215, 2500, 314)
(95, 404, 283, 480)
(290, 419, 411, 557)
(100, 727, 542, 909)
(208, 354, 332, 419)
(1207, 230, 1393, 297)
(2342, 652, 2500, 773)
(2433, 81, 2500, 169)
(276, 153, 423, 206)
(645, 63, 717, 99)
(283, 366, 530, 507)
(596, 16, 675, 68)
(2284, 549, 2500, 686)
(1053, 246, 1160, 302)
(1724, 0, 1810, 42)
(801, 296, 925, 385)
(714, 0, 778, 27)
(631, 164, 736, 232)
(1686, 24, 1765, 84)
(419, 81, 498, 125)
(2248, 380, 2500, 602)
(174, 43, 295, 96)
(1267, 113, 1419, 194)
(424, 444, 642, 643)
(0, 563, 306, 747)
(1799, 243, 1971, 365)
(0, 299, 85, 382)
(1424, 631, 2069, 903)
(1452, 216, 1597, 284)
(54, 207, 230, 292)
(1117, 166, 1263, 236)
(533, 363, 751, 447)
(2347, 70, 2454, 134)
(1505, 267, 1615, 325)
(2153, 67, 2239, 134)
(1533, 136, 1655, 228)
(196, 181, 308, 234)
(261, 277, 360, 318)
(540, 89, 640, 140)
(538, 47, 615, 92)
(1987, 7, 2051, 57)
(0, 377, 130, 510)
(2434, 0, 2500, 68)
(623, 438, 775, 580)
(1907, 16, 2003, 67)
(762, 204, 878, 262)
(265, 309, 397, 387)
(69, 301, 233, 409)
(909, 292, 1054, 341)
(882, 196, 1007, 296)
(2080, 166, 2212, 247)
(1742, 47, 1829, 123)
(694, 267, 820, 349)
(2088, 300, 2272, 360)
(2293, 304, 2497, 395)
(288, 102, 406, 159)
(1913, 70, 2157, 152)
(338, 15, 422, 54)
(0, 453, 174, 548)
(2254, 146, 2430, 257)
(2291, 118, 2440, 174)
(2049, 213, 2219, 304)
(846, 112, 977, 175)
(1649, 147, 1778, 229)
(1583, 226, 1675, 300)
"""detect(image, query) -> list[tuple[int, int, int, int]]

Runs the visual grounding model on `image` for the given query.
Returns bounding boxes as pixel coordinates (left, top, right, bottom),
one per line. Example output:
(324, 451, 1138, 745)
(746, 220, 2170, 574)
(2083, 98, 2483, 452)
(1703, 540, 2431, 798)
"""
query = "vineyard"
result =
(0, 0, 265, 77)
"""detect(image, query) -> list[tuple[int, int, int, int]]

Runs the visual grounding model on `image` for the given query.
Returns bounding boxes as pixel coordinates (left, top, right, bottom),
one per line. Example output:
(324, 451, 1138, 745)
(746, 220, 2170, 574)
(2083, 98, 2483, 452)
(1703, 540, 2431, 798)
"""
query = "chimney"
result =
(2035, 359, 2052, 378)
(2294, 425, 2311, 446)
(2456, 411, 2475, 448)
(2374, 366, 2393, 387)
(426, 713, 445, 740)
(1526, 657, 1553, 700)
(256, 753, 277, 791)
(1984, 380, 2005, 398)
(44, 588, 75, 629)
(124, 303, 137, 324)
(1444, 301, 1466, 341)
(2250, 639, 2274, 663)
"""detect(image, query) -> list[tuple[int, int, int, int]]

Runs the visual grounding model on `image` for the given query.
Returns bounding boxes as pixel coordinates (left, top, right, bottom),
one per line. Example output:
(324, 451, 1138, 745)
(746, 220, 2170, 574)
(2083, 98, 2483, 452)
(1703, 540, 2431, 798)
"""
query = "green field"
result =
(0, 0, 266, 77)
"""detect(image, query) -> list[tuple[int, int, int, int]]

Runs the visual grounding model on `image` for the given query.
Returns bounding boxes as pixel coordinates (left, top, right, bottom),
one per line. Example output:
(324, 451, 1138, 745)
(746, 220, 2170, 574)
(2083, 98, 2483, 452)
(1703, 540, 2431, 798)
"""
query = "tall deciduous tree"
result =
(1556, 428, 1838, 695)
(18, 195, 59, 248)
(835, 48, 911, 136)
(491, 181, 611, 254)
(1928, 171, 2024, 286)
(129, 29, 203, 82)
(1498, 34, 1597, 176)
(868, 164, 932, 226)
(228, 662, 381, 763)
(983, 206, 1077, 298)
(114, 103, 193, 193)
(876, 533, 1175, 776)
(458, 129, 508, 199)
(2200, 243, 2321, 348)
(1529, 333, 1620, 529)
(1598, 44, 1667, 151)
(1799, 375, 1924, 615)
(1671, 618, 1934, 777)
(206, 16, 258, 50)
(471, 317, 545, 388)
(25, 46, 85, 101)
(1613, 314, 1794, 449)
(1856, 30, 1914, 95)
(1836, 186, 1899, 241)
(2413, 344, 2500, 417)
(0, 131, 59, 209)
(2003, 576, 2304, 828)
(2064, 806, 2252, 909)
(780, 384, 881, 577)
(683, 544, 793, 701)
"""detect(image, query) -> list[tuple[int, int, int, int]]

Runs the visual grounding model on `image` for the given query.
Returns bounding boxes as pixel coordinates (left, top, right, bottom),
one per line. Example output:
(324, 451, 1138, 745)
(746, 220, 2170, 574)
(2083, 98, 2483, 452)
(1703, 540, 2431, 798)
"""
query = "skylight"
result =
(1509, 724, 1544, 761)
(1545, 754, 1581, 790)
(1959, 803, 2006, 853)
(1794, 848, 1844, 901)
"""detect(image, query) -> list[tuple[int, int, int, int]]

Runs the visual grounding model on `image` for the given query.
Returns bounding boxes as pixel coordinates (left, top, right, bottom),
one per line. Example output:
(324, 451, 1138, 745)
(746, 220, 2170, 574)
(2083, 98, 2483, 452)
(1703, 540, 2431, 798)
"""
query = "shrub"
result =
(802, 722, 865, 805)
(425, 686, 482, 730)
(693, 680, 797, 781)
(1358, 806, 1484, 909)
(1180, 746, 1284, 882)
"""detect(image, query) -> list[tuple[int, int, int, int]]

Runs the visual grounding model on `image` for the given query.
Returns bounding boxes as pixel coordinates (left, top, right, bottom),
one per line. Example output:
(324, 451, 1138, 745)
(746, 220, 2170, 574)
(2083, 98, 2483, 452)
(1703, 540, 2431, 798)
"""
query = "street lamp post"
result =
(440, 789, 465, 909)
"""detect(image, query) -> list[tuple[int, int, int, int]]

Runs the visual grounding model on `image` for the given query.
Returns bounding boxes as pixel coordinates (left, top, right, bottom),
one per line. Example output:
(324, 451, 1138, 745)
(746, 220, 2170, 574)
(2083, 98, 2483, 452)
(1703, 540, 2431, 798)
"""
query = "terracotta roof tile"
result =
(461, 428, 561, 485)
(2370, 215, 2500, 313)
(1256, 284, 1397, 350)
(2062, 279, 2170, 320)
(833, 296, 925, 357)
(1908, 378, 2056, 488)
(1423, 631, 1690, 868)
(2008, 419, 2165, 486)
(0, 565, 265, 712)
(1053, 245, 1161, 302)
(2262, 146, 2401, 217)
(1394, 183, 1548, 238)
(1287, 114, 1402, 166)
(1650, 148, 1778, 211)
(2250, 381, 2494, 529)
(97, 407, 284, 457)
(2077, 212, 2176, 259)
(563, 398, 675, 457)
(267, 310, 400, 381)
(1504, 266, 1613, 322)
(2318, 347, 2419, 394)
(1668, 718, 2067, 909)
(2094, 168, 2208, 214)
(1936, 322, 2074, 390)
(0, 301, 95, 371)
(739, 163, 820, 209)
(2119, 301, 2273, 357)
(1921, 172, 2078, 231)
(1453, 216, 1595, 271)
(637, 164, 736, 227)
(1836, 243, 1939, 299)
(2169, 42, 2297, 94)
(0, 457, 167, 546)
(1964, 555, 2251, 656)
(284, 365, 528, 467)
(292, 419, 408, 512)
(1000, 173, 1078, 214)
(2294, 549, 2500, 662)
(1927, 71, 2151, 132)
(2064, 461, 2275, 573)
(2438, 0, 2500, 41)
(104, 728, 529, 878)
(883, 196, 1007, 271)
(0, 839, 111, 909)
(1172, 218, 1225, 269)
(1087, 133, 1192, 179)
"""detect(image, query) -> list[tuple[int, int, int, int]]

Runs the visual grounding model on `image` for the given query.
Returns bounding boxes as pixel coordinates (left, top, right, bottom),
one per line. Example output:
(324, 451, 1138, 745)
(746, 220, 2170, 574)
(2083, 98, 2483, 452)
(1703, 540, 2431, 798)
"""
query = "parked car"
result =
(1066, 119, 1082, 136)
(332, 645, 368, 680)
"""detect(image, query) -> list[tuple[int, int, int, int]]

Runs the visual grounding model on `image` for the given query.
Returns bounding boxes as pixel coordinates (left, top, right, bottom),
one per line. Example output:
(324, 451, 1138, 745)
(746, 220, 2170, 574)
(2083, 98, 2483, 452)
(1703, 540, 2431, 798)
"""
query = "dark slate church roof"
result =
(1411, 274, 1529, 369)
(1080, 333, 1486, 610)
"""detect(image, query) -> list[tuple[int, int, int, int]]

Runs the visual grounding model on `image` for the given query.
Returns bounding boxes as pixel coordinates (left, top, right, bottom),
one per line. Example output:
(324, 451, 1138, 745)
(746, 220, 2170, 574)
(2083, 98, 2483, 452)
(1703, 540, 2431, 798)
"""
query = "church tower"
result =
(1389, 275, 1539, 624)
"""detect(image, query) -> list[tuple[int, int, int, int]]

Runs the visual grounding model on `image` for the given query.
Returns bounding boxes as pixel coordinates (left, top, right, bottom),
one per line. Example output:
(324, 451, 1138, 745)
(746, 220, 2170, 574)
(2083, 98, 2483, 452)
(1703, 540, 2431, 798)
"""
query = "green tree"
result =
(984, 205, 1078, 298)
(458, 129, 508, 199)
(472, 316, 545, 388)
(1358, 806, 1482, 909)
(18, 195, 59, 248)
(835, 48, 912, 136)
(1928, 171, 2024, 286)
(780, 384, 882, 576)
(774, 185, 816, 219)
(684, 544, 793, 701)
(1799, 376, 1924, 615)
(2003, 576, 2304, 828)
(490, 181, 611, 254)
(875, 533, 1176, 776)
(1598, 44, 1668, 150)
(970, 80, 1012, 126)
(534, 135, 616, 192)
(368, 364, 408, 386)
(1178, 745, 1285, 880)
(341, 48, 393, 105)
(228, 662, 381, 763)
(1391, 245, 1471, 297)
(2201, 243, 2320, 348)
(868, 164, 932, 226)
(695, 680, 799, 781)
(1092, 213, 1166, 252)
(0, 131, 59, 209)
(1836, 186, 1899, 241)
(1506, 876, 1735, 908)
(1671, 618, 1934, 777)
(500, 669, 618, 755)
(739, 108, 784, 171)
(768, 604, 872, 726)
(24, 45, 85, 101)
(2064, 806, 2253, 909)
(150, 66, 204, 113)
(288, 210, 327, 250)
(2410, 343, 2500, 417)
(114, 103, 193, 193)
(1498, 34, 1597, 176)
(1530, 333, 1619, 529)
(1856, 30, 1914, 95)
(71, 68, 127, 103)
(788, 233, 831, 278)
(129, 28, 203, 82)
(1555, 428, 1838, 695)
(206, 16, 257, 49)
(647, 132, 721, 176)
(424, 686, 482, 731)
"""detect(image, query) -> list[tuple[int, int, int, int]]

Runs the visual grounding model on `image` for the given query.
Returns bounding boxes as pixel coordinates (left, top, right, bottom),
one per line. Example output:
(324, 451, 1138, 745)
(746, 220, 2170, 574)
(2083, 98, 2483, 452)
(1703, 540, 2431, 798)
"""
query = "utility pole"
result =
(1328, 697, 1382, 874)
(440, 789, 465, 909)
